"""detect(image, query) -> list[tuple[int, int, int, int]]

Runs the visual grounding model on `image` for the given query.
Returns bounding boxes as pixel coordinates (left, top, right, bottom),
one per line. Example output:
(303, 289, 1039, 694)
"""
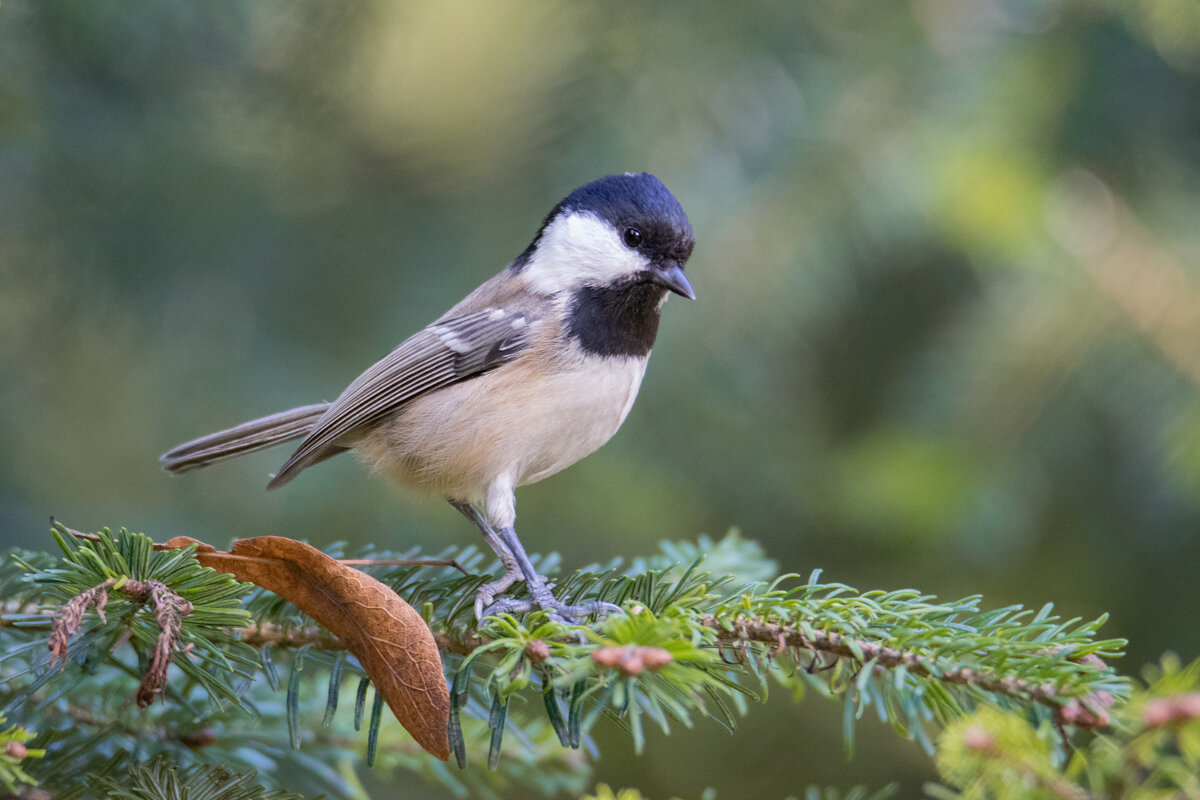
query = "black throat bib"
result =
(567, 280, 666, 357)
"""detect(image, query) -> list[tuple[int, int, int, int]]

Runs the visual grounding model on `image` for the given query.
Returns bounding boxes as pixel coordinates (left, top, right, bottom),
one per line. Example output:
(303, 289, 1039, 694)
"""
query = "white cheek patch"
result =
(522, 211, 649, 295)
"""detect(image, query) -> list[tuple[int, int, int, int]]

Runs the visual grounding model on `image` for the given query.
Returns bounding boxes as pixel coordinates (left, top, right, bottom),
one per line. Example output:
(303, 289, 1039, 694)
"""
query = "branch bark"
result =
(216, 613, 1115, 728)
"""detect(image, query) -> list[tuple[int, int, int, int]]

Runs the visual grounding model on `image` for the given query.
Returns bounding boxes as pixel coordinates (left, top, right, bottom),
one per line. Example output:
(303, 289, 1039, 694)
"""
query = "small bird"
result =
(160, 172, 695, 622)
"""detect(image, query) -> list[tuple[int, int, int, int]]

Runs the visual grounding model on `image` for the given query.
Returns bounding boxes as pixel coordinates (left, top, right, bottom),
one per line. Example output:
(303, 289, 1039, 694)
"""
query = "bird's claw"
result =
(466, 521, 623, 624)
(480, 596, 623, 625)
(473, 573, 520, 621)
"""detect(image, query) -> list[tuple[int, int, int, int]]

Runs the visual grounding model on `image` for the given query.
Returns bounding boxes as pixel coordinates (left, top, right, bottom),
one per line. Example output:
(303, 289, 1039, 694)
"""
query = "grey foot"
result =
(480, 572, 621, 623)
(481, 595, 624, 624)
(451, 509, 625, 624)
(473, 570, 521, 621)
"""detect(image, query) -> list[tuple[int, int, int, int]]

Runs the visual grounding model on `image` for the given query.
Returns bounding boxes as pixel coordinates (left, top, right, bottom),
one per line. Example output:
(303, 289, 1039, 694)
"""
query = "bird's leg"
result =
(449, 500, 522, 620)
(480, 524, 623, 624)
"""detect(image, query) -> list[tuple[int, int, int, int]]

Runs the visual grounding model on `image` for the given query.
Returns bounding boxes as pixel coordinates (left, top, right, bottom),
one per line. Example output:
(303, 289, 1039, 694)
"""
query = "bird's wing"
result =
(267, 307, 536, 488)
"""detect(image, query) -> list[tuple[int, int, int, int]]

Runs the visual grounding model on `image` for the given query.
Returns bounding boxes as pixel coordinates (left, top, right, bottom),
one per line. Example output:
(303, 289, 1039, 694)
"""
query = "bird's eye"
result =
(622, 227, 643, 248)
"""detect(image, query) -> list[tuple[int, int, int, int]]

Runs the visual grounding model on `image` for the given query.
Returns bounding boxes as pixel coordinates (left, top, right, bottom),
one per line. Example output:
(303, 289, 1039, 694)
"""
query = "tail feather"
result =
(160, 403, 330, 474)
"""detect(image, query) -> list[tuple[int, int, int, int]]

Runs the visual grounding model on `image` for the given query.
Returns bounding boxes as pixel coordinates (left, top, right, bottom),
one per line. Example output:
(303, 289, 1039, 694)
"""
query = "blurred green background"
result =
(3, 0, 1200, 796)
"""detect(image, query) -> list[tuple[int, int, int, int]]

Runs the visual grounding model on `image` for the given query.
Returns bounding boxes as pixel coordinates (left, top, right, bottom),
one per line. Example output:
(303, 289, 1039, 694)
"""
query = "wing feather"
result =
(267, 308, 534, 488)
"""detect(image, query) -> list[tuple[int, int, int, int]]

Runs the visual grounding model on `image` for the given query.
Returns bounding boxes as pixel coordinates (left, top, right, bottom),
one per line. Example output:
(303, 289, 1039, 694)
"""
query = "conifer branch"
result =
(225, 613, 1116, 729)
(0, 526, 1141, 799)
(702, 615, 1116, 727)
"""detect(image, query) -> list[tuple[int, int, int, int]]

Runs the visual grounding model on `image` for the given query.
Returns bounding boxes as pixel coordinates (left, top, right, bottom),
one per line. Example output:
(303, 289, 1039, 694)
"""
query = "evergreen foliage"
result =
(57, 755, 305, 800)
(578, 783, 899, 800)
(929, 655, 1200, 799)
(1, 526, 1193, 799)
(0, 713, 44, 795)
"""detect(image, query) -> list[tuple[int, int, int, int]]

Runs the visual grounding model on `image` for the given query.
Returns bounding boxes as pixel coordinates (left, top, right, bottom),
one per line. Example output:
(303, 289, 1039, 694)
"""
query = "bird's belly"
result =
(514, 360, 645, 486)
(358, 356, 649, 502)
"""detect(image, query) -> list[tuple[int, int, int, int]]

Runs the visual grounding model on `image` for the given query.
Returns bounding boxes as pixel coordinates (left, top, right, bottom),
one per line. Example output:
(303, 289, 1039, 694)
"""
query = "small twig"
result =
(235, 622, 342, 650)
(435, 630, 487, 656)
(232, 622, 490, 657)
(702, 615, 1116, 728)
(191, 612, 1114, 717)
(212, 612, 1116, 729)
(338, 558, 466, 573)
(231, 622, 484, 656)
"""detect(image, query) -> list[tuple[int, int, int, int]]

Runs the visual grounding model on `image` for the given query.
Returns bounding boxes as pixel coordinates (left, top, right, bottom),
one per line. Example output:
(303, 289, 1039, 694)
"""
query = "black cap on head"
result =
(512, 173, 695, 272)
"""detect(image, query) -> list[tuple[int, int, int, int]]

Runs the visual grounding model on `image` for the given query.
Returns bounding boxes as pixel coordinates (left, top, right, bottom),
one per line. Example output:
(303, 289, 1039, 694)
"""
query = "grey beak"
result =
(654, 262, 696, 300)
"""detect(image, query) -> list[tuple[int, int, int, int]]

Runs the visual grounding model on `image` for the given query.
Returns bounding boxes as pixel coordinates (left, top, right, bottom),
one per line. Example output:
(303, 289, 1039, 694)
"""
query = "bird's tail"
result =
(160, 403, 330, 474)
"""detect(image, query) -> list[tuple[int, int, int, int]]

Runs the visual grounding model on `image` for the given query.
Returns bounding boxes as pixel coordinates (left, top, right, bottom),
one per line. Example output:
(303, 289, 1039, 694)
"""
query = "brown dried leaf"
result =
(175, 535, 449, 760)
(160, 535, 217, 553)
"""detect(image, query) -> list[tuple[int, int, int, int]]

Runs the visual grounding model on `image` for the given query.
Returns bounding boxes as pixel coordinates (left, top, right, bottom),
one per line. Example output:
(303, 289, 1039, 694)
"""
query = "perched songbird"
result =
(161, 172, 696, 621)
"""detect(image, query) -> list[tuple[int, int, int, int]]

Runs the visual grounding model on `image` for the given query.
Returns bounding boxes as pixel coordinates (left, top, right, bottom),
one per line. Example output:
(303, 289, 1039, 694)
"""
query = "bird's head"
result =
(512, 173, 696, 302)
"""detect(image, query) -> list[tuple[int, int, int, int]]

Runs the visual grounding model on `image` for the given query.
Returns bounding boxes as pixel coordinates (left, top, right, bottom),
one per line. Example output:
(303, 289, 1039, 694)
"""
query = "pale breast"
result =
(356, 353, 649, 504)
